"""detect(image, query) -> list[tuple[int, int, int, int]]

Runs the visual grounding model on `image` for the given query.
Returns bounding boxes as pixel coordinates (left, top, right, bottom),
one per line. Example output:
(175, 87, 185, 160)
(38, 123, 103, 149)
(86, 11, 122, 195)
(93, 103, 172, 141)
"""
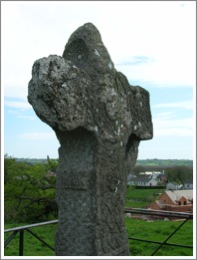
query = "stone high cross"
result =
(28, 23, 153, 256)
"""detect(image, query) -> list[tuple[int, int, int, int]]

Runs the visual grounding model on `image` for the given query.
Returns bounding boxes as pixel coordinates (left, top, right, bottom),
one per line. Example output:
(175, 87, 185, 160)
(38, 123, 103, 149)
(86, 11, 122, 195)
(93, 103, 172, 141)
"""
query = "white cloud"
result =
(17, 115, 36, 120)
(153, 116, 193, 137)
(19, 132, 56, 140)
(7, 110, 36, 120)
(153, 100, 193, 110)
(2, 1, 195, 160)
(154, 126, 193, 137)
(106, 2, 196, 88)
(2, 1, 196, 99)
(116, 56, 195, 88)
(7, 110, 19, 115)
(4, 100, 31, 109)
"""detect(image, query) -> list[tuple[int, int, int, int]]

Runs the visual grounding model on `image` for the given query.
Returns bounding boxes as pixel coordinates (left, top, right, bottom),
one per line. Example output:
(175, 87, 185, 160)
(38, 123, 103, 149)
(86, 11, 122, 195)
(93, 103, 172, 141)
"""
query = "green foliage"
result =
(4, 157, 58, 223)
(165, 166, 193, 184)
(4, 157, 17, 184)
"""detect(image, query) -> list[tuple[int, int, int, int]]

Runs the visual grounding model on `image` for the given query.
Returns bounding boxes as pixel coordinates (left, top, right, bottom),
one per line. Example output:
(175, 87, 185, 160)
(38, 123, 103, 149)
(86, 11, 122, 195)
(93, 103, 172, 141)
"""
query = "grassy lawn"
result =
(4, 219, 193, 257)
(125, 218, 193, 256)
(4, 188, 193, 256)
(125, 186, 165, 208)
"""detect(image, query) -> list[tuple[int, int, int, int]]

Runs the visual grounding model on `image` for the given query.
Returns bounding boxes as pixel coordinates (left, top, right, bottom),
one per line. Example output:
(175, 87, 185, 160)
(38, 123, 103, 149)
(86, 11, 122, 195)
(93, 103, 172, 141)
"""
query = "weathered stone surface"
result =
(28, 23, 153, 256)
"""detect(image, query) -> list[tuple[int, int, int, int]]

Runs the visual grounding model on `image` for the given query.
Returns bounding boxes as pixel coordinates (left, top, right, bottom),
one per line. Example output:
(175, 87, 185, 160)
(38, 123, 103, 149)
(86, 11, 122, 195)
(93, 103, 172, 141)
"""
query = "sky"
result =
(2, 1, 196, 160)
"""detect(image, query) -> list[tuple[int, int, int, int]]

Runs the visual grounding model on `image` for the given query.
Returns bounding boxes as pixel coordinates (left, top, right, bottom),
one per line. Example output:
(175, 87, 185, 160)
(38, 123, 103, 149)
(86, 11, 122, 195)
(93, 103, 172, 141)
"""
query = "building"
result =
(150, 190, 193, 213)
(183, 179, 193, 190)
(166, 182, 181, 190)
(127, 175, 158, 187)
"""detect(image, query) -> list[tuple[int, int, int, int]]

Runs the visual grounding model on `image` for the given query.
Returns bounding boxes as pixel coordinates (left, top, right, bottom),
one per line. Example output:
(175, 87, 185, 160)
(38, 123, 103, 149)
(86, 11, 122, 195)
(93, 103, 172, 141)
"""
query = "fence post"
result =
(19, 230, 24, 256)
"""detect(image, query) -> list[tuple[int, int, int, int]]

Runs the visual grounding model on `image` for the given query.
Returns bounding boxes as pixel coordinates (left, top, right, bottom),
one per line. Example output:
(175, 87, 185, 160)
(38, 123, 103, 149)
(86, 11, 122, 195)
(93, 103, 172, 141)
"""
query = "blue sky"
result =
(2, 1, 196, 159)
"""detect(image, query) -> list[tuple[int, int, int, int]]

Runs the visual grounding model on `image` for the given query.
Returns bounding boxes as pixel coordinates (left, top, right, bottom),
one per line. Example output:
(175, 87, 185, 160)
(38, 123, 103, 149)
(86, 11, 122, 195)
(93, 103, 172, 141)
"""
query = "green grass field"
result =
(125, 186, 165, 208)
(125, 218, 193, 256)
(4, 187, 193, 256)
(4, 219, 193, 256)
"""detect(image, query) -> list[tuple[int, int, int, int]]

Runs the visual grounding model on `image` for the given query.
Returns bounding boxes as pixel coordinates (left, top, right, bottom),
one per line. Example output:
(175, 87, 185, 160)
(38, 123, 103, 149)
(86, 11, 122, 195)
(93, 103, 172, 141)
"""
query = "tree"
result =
(133, 165, 145, 175)
(47, 155, 58, 172)
(4, 157, 16, 184)
(165, 166, 193, 184)
(4, 157, 58, 223)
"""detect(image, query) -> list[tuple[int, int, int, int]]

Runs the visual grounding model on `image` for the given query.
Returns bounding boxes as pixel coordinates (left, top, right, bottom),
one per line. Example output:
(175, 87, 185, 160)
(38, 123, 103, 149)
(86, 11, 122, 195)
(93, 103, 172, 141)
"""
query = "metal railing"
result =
(4, 208, 193, 256)
(4, 220, 58, 256)
(124, 208, 193, 256)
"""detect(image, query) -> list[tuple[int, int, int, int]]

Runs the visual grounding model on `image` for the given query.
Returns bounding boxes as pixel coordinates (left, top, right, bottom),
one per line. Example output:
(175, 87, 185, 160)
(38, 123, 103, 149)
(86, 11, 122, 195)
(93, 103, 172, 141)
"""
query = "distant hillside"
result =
(15, 158, 49, 164)
(136, 159, 193, 168)
(6, 157, 193, 168)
